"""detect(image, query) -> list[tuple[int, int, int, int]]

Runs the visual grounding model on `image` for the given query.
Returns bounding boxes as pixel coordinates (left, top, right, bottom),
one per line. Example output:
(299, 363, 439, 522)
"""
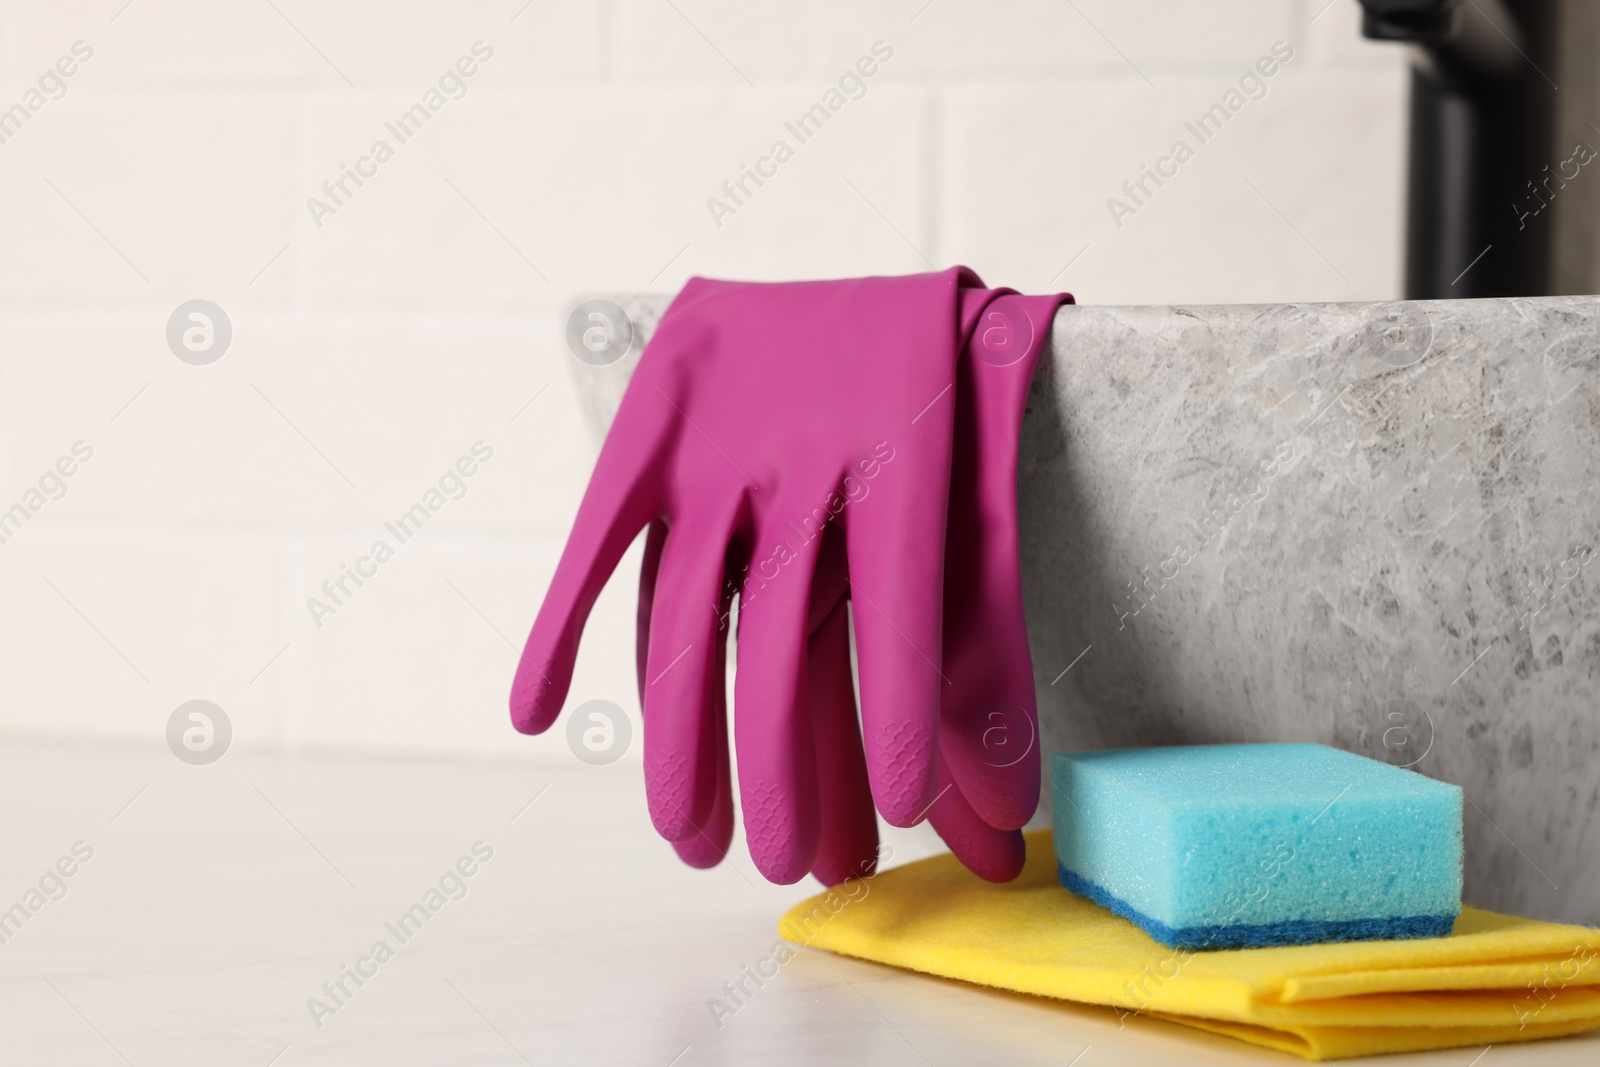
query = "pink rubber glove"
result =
(513, 270, 1066, 884)
(932, 290, 1069, 879)
(516, 270, 976, 882)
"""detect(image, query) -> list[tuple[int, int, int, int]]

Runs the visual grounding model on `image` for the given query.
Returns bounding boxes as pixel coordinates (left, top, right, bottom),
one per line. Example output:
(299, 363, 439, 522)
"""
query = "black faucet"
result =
(1358, 0, 1566, 298)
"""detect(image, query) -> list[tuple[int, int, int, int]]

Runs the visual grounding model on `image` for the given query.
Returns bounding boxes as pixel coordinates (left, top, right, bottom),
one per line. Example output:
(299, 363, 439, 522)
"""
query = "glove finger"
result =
(939, 294, 1063, 829)
(806, 578, 879, 888)
(641, 511, 738, 841)
(939, 695, 1039, 830)
(635, 519, 667, 704)
(841, 439, 950, 827)
(671, 735, 734, 867)
(510, 403, 668, 735)
(672, 592, 735, 869)
(926, 754, 1026, 883)
(733, 509, 825, 884)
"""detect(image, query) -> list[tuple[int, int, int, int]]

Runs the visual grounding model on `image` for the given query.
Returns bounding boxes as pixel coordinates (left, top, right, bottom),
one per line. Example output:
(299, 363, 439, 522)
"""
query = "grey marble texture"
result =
(573, 294, 1600, 925)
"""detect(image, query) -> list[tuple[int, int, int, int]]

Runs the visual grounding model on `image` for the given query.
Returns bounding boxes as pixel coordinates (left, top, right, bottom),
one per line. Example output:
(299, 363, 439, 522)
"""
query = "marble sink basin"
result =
(570, 294, 1600, 925)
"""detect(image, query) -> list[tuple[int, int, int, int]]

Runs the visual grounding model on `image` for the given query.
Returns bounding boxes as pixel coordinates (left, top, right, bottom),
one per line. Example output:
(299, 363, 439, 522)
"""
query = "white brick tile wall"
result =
(945, 65, 1406, 303)
(9, 319, 589, 536)
(1052, 0, 1299, 73)
(6, 1, 608, 87)
(1300, 0, 1403, 69)
(612, 1, 1300, 80)
(293, 537, 642, 761)
(0, 104, 296, 305)
(0, 536, 284, 743)
(0, 0, 1409, 759)
(8, 1, 342, 87)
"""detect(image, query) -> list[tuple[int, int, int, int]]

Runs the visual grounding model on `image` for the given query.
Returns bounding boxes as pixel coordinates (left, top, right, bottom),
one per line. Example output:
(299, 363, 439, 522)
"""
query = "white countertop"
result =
(0, 738, 1592, 1066)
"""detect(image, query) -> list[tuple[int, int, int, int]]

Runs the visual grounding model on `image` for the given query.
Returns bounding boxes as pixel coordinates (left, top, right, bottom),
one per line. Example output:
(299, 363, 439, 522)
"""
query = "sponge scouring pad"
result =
(1051, 743, 1462, 950)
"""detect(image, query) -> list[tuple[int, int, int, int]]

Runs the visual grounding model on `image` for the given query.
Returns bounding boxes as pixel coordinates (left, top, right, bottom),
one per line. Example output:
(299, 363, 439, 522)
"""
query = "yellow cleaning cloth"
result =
(778, 831, 1600, 1060)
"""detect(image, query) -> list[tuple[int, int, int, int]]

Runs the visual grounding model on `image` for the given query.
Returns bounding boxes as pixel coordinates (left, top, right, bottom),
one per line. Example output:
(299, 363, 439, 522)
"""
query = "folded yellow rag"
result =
(777, 831, 1600, 1060)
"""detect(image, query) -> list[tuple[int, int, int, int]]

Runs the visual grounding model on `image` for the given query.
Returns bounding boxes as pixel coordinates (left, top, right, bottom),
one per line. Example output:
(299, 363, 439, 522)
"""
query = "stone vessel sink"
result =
(570, 294, 1600, 925)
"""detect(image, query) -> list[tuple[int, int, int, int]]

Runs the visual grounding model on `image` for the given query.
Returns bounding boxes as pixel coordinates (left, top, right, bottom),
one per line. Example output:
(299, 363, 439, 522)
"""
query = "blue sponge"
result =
(1051, 744, 1462, 950)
